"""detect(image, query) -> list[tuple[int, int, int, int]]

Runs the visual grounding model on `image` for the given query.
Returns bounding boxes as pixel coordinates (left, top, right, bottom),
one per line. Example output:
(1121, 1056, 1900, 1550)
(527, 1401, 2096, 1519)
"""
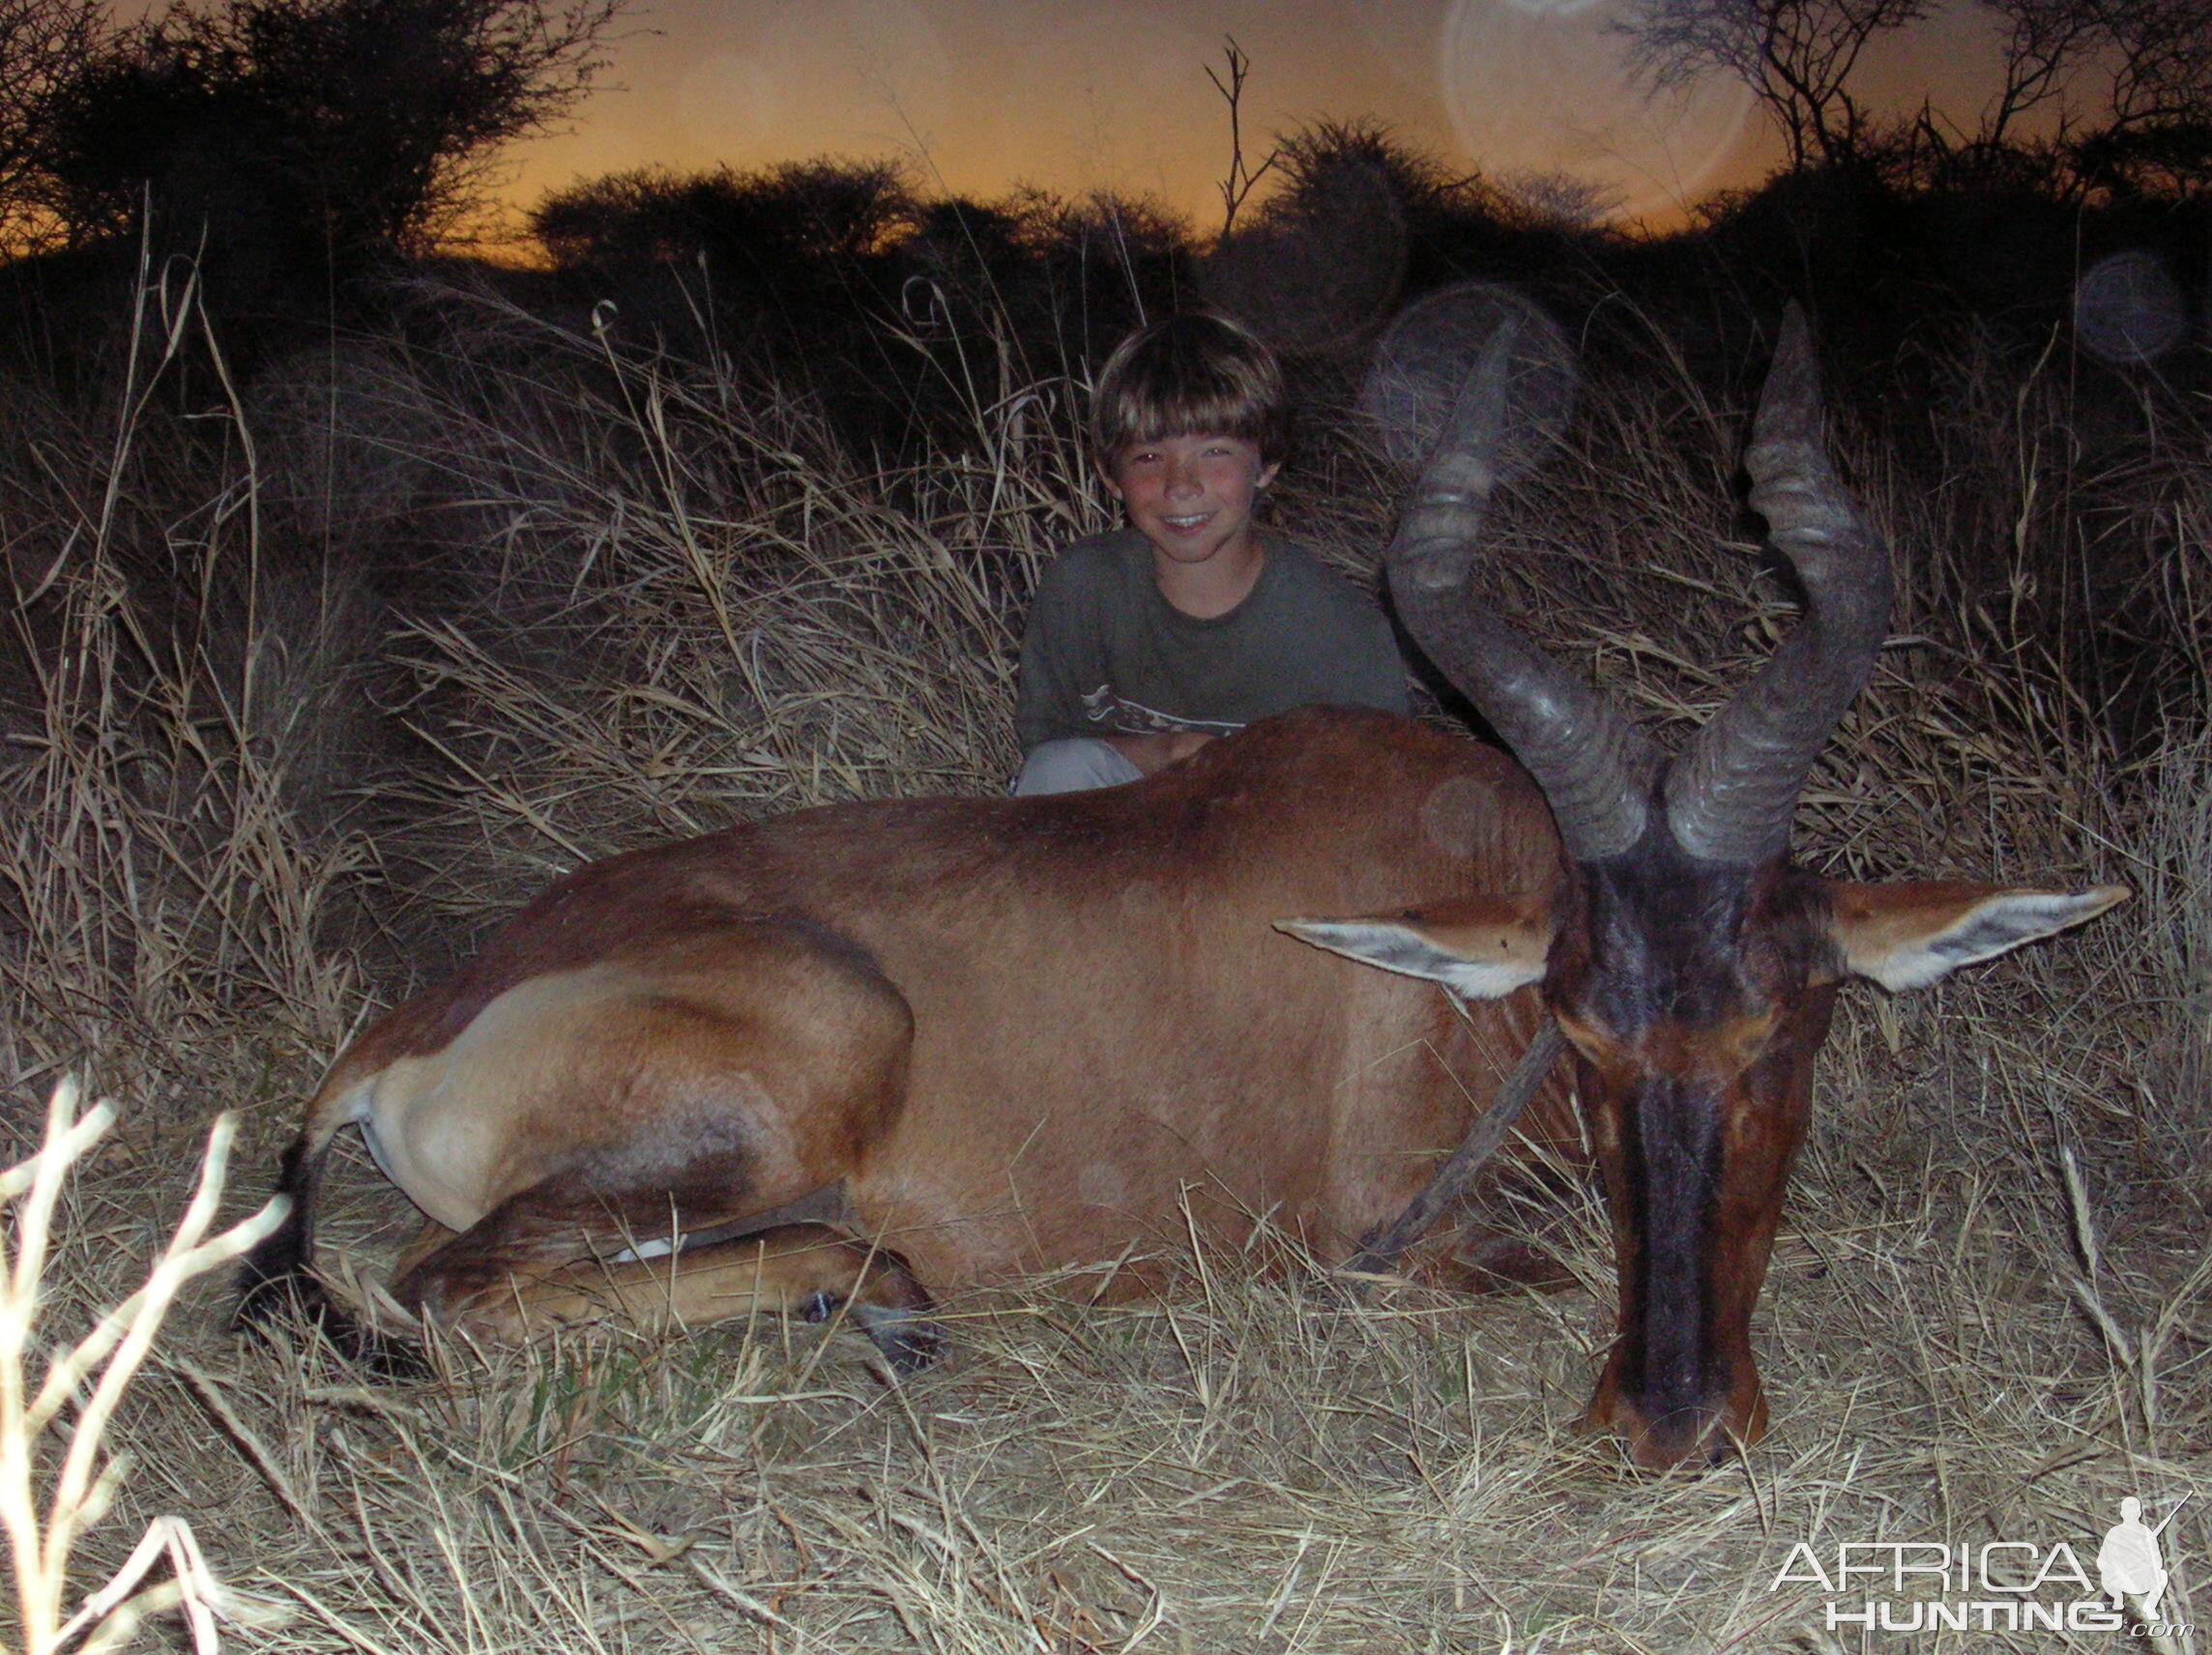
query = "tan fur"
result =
(1390, 895, 1554, 965)
(1827, 880, 2129, 990)
(418, 1225, 931, 1345)
(284, 708, 1575, 1339)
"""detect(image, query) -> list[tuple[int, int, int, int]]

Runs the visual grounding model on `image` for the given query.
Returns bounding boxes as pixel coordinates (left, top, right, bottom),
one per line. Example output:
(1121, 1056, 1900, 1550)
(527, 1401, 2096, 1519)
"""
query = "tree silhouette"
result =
(1891, 0, 2212, 196)
(2075, 0, 2212, 196)
(35, 0, 623, 267)
(535, 160, 919, 276)
(0, 0, 102, 249)
(1620, 0, 2212, 196)
(1616, 0, 1932, 170)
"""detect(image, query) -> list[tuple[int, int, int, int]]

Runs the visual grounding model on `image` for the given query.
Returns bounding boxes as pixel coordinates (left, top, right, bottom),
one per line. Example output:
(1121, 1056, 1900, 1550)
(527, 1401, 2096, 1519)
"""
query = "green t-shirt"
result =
(1014, 530, 1410, 752)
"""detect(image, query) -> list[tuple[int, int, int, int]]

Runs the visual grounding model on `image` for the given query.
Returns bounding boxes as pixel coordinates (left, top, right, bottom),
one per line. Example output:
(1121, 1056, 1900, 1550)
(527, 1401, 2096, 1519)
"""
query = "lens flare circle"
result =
(1358, 282, 1579, 480)
(1438, 0, 1755, 220)
(2075, 249, 2191, 366)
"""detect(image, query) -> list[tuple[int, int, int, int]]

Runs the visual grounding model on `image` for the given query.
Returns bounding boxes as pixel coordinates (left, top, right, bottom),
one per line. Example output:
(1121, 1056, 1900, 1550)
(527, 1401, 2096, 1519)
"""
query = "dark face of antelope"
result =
(1545, 828, 1840, 1466)
(1390, 308, 1892, 1469)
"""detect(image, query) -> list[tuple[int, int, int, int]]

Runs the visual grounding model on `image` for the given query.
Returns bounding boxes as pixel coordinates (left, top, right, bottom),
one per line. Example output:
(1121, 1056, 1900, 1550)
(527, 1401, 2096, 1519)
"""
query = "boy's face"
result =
(1102, 433, 1280, 567)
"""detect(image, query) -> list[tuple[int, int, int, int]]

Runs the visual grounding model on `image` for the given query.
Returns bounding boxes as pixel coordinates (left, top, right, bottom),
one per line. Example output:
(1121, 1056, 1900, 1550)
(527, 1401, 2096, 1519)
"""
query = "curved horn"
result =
(1663, 305, 1893, 866)
(1387, 323, 1658, 862)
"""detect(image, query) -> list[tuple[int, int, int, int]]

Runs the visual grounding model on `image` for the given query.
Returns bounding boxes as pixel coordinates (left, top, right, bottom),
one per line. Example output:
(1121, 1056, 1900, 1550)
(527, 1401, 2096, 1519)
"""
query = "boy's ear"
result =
(1255, 458, 1281, 491)
(1275, 894, 1553, 1001)
(1097, 455, 1125, 503)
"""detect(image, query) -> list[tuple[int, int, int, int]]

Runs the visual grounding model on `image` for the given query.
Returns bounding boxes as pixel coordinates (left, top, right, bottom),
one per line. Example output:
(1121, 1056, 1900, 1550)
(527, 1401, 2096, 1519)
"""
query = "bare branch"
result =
(1615, 0, 1930, 168)
(0, 0, 104, 248)
(1206, 36, 1279, 240)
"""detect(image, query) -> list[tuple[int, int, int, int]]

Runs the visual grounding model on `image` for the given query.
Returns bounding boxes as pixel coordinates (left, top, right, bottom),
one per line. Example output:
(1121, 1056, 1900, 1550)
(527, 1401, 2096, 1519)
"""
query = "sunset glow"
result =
(492, 0, 2027, 235)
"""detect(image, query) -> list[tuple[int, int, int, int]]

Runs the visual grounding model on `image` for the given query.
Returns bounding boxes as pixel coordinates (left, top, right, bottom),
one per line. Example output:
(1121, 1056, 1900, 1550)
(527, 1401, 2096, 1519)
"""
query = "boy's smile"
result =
(1103, 432, 1281, 573)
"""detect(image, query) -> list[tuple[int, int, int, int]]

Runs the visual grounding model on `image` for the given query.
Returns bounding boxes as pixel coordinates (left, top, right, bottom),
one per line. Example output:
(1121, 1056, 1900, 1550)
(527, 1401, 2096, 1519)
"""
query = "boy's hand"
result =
(1104, 732, 1216, 775)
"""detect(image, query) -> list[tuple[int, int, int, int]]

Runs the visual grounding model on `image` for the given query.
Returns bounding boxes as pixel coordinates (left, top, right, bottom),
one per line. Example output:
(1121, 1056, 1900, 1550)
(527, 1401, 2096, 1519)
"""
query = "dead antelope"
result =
(240, 308, 2123, 1470)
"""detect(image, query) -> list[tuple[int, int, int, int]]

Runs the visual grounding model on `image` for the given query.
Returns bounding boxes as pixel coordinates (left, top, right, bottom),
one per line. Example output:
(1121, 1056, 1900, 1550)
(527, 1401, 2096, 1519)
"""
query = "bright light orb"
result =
(1439, 0, 1755, 220)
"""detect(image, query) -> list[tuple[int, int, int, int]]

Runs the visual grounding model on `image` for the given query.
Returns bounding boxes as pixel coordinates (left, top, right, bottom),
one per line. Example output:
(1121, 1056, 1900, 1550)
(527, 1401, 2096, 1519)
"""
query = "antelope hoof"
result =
(854, 1303, 944, 1374)
(402, 1275, 538, 1347)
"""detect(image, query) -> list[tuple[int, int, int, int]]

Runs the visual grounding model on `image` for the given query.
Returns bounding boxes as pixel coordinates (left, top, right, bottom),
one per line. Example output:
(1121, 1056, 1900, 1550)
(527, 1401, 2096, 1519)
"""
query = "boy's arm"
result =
(1103, 731, 1214, 773)
(1018, 554, 1209, 771)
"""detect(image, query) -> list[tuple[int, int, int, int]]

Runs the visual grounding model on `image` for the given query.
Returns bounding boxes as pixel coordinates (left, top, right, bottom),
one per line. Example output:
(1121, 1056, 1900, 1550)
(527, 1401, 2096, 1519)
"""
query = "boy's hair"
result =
(1091, 312, 1291, 467)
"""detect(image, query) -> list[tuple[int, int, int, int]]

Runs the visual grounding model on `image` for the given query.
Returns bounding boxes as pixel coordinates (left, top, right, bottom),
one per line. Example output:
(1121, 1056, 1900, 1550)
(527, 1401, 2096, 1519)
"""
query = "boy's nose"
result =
(1165, 462, 1201, 497)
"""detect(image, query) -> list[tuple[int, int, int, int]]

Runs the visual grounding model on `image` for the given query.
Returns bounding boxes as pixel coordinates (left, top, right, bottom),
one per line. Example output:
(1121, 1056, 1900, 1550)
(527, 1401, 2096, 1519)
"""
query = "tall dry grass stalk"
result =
(0, 247, 369, 1103)
(1, 1079, 286, 1653)
(0, 276, 2204, 1650)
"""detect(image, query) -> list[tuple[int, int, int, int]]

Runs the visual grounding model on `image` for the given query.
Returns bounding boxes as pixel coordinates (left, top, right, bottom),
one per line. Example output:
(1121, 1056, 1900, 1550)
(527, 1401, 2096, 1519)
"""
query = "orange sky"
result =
(99, 0, 2033, 234)
(480, 0, 2023, 234)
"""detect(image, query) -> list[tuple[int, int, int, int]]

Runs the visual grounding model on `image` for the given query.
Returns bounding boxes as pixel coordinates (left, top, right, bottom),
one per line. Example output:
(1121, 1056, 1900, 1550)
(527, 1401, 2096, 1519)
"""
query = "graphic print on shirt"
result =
(1078, 684, 1248, 738)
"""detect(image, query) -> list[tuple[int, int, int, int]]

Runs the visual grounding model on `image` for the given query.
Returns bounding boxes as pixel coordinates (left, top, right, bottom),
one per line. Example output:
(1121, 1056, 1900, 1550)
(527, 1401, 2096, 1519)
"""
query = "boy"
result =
(1013, 311, 1409, 795)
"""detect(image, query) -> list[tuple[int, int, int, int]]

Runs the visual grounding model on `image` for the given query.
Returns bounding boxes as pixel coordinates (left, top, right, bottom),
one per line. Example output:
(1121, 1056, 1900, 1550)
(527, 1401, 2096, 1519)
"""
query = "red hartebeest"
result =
(240, 309, 2124, 1469)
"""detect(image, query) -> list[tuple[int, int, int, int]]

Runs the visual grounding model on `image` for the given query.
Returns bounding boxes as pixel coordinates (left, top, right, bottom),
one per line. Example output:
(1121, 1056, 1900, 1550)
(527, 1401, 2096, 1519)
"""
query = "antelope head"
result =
(1291, 307, 2125, 1470)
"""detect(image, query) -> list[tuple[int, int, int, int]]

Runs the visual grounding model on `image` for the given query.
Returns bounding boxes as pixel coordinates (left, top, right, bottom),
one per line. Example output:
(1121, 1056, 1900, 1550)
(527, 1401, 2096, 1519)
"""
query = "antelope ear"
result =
(1276, 895, 1554, 1001)
(1827, 882, 2129, 992)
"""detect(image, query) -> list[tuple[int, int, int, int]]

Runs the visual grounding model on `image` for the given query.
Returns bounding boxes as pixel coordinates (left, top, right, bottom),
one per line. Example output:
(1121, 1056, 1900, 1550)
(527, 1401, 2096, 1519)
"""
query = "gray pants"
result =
(1013, 738, 1144, 796)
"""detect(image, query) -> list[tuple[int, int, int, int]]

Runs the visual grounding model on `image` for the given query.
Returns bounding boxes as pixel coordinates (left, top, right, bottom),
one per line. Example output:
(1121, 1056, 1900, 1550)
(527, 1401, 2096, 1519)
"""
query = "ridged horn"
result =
(1386, 322, 1658, 862)
(1663, 305, 1893, 866)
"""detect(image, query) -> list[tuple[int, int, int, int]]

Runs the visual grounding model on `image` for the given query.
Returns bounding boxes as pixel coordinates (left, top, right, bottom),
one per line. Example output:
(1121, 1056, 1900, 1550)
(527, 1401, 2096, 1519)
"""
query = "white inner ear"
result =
(1276, 917, 1547, 1002)
(1848, 888, 2126, 992)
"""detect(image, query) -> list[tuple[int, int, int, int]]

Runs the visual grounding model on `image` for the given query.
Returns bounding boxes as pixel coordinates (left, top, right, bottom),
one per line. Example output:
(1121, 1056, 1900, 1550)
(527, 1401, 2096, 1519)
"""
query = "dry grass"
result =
(0, 275, 2206, 1652)
(2, 1080, 287, 1654)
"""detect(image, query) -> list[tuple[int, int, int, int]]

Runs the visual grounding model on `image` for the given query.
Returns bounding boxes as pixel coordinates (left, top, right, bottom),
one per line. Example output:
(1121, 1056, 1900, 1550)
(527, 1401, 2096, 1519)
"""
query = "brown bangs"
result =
(1091, 312, 1291, 465)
